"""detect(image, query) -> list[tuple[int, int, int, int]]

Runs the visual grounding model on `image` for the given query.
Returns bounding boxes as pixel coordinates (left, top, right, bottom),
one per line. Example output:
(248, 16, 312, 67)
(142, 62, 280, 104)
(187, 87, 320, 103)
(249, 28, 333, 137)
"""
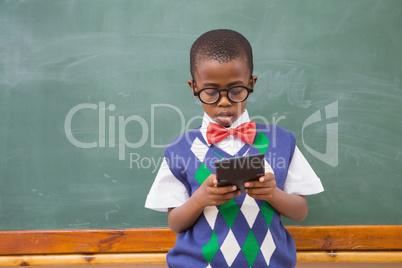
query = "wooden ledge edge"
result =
(297, 251, 402, 263)
(0, 253, 168, 266)
(0, 251, 402, 266)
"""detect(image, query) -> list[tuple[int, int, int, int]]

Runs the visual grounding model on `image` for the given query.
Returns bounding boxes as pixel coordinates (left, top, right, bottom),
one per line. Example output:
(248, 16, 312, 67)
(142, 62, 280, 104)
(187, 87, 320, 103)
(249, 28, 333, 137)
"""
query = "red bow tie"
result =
(206, 121, 256, 145)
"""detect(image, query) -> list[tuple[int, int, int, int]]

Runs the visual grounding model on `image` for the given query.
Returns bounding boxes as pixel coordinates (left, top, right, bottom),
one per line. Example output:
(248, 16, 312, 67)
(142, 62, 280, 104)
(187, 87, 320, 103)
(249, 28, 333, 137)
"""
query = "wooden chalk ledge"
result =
(0, 226, 401, 265)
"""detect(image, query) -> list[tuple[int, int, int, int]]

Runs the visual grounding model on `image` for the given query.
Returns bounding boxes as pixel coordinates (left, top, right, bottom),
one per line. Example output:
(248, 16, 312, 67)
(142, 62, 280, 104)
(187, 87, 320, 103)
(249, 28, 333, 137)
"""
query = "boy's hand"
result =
(194, 174, 240, 208)
(244, 172, 276, 201)
(168, 174, 240, 234)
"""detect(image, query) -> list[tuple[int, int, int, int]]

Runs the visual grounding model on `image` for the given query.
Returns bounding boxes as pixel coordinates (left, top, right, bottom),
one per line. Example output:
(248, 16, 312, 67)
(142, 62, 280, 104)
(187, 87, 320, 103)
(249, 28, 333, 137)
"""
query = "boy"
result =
(145, 29, 323, 267)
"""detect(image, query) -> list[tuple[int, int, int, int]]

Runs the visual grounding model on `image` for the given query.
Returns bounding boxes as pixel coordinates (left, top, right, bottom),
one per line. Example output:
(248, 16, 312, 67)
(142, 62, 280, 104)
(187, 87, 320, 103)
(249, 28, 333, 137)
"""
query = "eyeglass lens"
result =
(199, 87, 249, 104)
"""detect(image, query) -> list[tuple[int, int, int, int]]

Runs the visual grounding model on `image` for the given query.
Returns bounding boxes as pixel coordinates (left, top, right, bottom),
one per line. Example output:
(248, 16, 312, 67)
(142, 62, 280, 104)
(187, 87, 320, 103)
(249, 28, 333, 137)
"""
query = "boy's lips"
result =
(215, 112, 234, 125)
(216, 111, 234, 118)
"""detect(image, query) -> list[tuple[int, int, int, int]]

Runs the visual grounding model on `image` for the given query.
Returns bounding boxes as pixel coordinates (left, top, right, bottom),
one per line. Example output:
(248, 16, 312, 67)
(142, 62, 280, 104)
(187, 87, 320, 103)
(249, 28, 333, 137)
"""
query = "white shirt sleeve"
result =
(145, 157, 190, 212)
(283, 146, 324, 195)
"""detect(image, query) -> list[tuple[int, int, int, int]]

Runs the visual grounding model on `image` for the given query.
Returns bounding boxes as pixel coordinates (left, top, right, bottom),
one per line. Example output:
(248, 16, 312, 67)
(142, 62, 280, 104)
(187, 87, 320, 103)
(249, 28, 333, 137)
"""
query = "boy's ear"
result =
(250, 75, 258, 88)
(188, 79, 198, 98)
(188, 79, 194, 89)
(252, 75, 258, 85)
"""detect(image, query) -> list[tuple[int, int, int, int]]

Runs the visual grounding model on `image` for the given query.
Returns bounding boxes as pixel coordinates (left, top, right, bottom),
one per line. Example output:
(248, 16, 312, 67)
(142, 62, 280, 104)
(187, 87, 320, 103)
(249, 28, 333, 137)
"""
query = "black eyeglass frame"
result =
(192, 77, 254, 105)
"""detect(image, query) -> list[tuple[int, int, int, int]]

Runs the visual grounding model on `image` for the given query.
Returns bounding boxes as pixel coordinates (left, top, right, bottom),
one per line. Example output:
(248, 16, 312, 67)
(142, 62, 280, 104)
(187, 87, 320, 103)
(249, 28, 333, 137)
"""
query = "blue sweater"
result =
(165, 124, 296, 268)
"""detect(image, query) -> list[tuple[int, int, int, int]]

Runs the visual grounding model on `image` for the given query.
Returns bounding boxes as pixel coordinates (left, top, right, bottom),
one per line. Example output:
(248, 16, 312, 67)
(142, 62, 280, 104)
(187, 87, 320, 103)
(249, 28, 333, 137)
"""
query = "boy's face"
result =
(189, 58, 257, 127)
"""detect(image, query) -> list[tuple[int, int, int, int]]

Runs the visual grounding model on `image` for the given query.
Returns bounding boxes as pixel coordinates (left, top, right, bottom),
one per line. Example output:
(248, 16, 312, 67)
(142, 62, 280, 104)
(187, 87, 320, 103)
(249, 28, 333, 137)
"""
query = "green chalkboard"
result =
(0, 0, 401, 231)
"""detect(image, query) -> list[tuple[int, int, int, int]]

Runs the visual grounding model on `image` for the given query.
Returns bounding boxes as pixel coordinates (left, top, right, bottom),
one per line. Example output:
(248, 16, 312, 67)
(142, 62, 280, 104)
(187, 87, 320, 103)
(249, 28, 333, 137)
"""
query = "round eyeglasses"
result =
(192, 80, 254, 105)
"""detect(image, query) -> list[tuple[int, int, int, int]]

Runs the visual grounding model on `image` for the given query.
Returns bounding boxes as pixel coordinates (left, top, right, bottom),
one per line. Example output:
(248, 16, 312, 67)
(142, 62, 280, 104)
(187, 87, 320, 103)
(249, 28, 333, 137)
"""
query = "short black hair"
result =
(190, 29, 253, 78)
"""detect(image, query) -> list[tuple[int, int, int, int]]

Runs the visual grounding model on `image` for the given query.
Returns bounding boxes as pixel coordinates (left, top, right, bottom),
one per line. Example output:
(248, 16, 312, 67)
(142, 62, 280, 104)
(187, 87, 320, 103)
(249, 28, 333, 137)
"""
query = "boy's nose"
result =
(217, 92, 232, 106)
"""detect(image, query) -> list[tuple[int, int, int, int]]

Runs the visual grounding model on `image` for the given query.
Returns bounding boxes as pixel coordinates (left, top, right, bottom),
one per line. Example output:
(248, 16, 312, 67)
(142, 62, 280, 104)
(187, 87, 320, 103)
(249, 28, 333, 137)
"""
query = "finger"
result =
(245, 173, 276, 188)
(261, 172, 275, 181)
(209, 190, 241, 206)
(215, 185, 238, 194)
(207, 183, 235, 196)
(204, 175, 218, 186)
(219, 189, 241, 200)
(262, 172, 275, 181)
(244, 180, 273, 188)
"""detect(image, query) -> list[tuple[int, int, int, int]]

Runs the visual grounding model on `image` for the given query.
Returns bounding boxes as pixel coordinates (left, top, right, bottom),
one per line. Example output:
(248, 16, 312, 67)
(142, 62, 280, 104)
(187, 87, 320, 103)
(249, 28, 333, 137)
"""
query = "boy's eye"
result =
(199, 88, 220, 103)
(229, 87, 243, 95)
(204, 89, 219, 97)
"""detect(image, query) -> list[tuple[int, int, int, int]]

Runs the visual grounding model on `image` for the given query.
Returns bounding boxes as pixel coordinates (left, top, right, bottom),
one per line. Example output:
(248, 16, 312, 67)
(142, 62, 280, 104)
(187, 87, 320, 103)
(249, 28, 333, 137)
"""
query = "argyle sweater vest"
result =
(165, 124, 296, 268)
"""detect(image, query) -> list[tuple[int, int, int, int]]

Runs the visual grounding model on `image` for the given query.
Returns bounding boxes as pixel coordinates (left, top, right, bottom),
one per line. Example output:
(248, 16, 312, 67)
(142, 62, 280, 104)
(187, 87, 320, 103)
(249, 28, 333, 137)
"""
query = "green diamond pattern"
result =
(261, 201, 275, 227)
(242, 229, 260, 267)
(253, 132, 270, 154)
(195, 163, 212, 185)
(219, 198, 239, 228)
(202, 231, 219, 263)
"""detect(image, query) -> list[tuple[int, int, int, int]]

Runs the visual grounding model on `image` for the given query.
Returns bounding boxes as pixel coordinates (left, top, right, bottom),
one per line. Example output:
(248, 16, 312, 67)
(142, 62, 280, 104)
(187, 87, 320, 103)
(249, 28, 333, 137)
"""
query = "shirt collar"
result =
(200, 110, 250, 145)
